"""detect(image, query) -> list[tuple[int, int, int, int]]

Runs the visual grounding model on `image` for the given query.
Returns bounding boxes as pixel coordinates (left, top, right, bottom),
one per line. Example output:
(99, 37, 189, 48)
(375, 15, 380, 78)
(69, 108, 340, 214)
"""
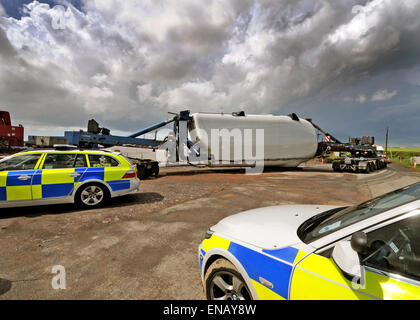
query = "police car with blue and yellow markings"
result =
(199, 182, 420, 300)
(0, 148, 139, 209)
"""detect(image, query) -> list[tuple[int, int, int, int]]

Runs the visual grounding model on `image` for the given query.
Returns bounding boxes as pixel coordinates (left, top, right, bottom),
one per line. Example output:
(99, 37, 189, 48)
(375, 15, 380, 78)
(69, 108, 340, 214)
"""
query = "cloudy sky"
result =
(0, 0, 419, 146)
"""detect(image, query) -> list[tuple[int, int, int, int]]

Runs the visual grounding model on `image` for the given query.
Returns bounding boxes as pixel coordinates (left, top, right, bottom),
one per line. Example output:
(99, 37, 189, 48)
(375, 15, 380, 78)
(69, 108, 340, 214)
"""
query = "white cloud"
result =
(157, 81, 228, 111)
(371, 89, 398, 101)
(344, 88, 398, 104)
(344, 94, 367, 104)
(137, 83, 153, 103)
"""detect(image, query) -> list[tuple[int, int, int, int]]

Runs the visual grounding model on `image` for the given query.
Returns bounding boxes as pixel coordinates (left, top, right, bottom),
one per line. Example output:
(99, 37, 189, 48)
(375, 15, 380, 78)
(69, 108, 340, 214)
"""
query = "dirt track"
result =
(0, 162, 419, 299)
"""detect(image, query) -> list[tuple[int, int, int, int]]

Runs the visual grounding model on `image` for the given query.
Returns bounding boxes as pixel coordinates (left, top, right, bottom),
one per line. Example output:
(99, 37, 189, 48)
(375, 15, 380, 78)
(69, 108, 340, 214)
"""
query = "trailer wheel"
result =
(360, 165, 369, 174)
(152, 164, 159, 177)
(332, 163, 341, 172)
(137, 164, 147, 180)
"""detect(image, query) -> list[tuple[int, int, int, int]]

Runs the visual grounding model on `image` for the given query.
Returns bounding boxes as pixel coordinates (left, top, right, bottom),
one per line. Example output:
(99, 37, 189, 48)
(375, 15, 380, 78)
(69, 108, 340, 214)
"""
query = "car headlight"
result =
(204, 229, 214, 240)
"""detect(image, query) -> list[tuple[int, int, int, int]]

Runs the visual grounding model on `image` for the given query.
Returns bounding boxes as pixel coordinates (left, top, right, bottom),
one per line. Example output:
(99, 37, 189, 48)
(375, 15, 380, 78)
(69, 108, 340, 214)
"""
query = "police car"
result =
(0, 147, 139, 209)
(199, 182, 420, 300)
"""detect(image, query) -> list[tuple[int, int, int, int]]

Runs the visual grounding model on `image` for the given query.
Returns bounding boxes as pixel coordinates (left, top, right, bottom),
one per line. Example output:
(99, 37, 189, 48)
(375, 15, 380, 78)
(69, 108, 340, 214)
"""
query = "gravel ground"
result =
(0, 162, 419, 299)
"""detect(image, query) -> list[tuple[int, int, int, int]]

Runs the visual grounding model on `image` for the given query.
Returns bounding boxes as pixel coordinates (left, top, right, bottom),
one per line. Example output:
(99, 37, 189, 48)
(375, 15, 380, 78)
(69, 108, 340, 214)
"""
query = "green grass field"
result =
(388, 147, 420, 154)
(388, 147, 420, 171)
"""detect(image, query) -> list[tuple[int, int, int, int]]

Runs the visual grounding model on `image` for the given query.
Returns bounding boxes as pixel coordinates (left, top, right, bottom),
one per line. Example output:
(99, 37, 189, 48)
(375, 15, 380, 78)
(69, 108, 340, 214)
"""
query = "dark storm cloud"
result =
(0, 0, 419, 146)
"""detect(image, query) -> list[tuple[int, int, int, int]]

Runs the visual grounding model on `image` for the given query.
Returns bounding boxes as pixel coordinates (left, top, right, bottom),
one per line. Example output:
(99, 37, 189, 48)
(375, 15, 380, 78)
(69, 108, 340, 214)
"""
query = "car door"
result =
(290, 249, 371, 299)
(356, 212, 420, 299)
(86, 154, 130, 191)
(290, 212, 420, 300)
(34, 153, 87, 200)
(0, 153, 43, 203)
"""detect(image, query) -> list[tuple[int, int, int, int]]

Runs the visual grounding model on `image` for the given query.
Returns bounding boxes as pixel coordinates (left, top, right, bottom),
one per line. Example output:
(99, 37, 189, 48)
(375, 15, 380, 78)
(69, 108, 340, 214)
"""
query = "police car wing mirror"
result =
(332, 240, 363, 281)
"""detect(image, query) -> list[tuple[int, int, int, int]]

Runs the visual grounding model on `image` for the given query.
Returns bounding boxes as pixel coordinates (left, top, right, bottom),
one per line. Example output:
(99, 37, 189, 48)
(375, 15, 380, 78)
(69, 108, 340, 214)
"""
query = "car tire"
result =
(75, 183, 109, 209)
(204, 258, 253, 300)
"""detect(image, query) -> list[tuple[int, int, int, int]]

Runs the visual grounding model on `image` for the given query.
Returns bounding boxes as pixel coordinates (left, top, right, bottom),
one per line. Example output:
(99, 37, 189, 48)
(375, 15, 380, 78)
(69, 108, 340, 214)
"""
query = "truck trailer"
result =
(328, 138, 388, 173)
(50, 110, 386, 177)
(189, 112, 318, 168)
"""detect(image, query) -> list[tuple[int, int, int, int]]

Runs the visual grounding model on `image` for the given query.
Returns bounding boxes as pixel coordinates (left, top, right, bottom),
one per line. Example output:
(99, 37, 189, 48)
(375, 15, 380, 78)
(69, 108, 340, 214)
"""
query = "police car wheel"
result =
(204, 258, 252, 300)
(76, 183, 108, 208)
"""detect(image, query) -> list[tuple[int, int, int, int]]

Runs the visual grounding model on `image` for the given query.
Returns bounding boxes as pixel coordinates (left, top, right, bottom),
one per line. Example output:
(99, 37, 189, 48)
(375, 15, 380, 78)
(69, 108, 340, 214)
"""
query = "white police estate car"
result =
(0, 149, 139, 209)
(199, 182, 420, 300)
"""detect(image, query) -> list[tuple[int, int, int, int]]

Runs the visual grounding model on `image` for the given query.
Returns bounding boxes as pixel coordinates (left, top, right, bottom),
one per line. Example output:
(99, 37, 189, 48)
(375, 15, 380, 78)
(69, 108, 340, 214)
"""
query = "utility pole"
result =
(385, 127, 389, 158)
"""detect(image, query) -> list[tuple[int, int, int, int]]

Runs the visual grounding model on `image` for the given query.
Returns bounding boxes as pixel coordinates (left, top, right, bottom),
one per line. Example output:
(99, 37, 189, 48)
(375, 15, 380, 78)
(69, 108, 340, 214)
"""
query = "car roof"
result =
(14, 150, 120, 156)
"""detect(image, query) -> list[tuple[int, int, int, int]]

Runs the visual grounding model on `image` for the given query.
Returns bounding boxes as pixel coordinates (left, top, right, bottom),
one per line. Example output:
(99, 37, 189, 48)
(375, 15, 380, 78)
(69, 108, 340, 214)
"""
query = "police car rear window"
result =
(88, 154, 119, 167)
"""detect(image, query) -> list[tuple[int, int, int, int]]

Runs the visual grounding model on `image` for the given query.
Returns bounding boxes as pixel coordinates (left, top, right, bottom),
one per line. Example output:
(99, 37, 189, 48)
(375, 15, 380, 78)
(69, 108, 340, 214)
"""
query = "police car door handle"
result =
(259, 277, 274, 289)
(17, 174, 31, 181)
(69, 173, 81, 178)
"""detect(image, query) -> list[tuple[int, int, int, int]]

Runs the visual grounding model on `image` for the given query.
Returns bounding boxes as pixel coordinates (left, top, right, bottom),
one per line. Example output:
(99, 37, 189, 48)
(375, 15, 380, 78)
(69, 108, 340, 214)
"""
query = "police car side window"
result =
(360, 213, 420, 282)
(0, 154, 41, 171)
(74, 154, 87, 168)
(88, 155, 119, 167)
(43, 154, 77, 169)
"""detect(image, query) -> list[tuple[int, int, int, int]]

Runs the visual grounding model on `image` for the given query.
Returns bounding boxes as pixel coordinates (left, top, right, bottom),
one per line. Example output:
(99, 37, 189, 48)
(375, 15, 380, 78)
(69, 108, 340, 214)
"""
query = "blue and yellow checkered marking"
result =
(0, 187, 6, 201)
(6, 170, 36, 186)
(229, 242, 293, 300)
(0, 172, 6, 201)
(3, 170, 36, 201)
(79, 167, 131, 192)
(107, 180, 131, 191)
(32, 168, 87, 199)
(262, 246, 299, 264)
(80, 167, 104, 182)
(202, 234, 306, 300)
(1, 166, 132, 201)
(199, 248, 206, 271)
(41, 183, 75, 198)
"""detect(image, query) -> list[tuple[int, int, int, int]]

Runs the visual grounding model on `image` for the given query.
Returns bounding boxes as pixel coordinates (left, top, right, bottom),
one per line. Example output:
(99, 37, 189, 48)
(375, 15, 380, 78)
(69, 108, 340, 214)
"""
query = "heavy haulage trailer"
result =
(309, 121, 387, 173)
(29, 110, 386, 177)
(63, 111, 320, 177)
(328, 141, 387, 173)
